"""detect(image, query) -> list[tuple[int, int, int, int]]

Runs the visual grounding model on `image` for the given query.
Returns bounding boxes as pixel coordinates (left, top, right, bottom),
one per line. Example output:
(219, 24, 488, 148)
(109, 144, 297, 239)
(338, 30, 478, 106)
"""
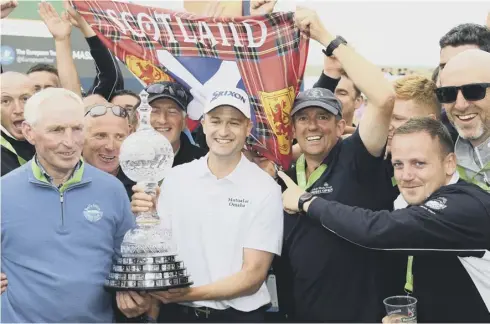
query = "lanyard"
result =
(457, 164, 490, 191)
(295, 154, 327, 190)
(1, 135, 27, 166)
(404, 256, 414, 294)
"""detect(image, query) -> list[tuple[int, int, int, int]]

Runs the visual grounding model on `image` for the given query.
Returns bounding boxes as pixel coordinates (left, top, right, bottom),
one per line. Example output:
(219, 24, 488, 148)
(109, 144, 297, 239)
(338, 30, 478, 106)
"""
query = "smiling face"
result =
(440, 50, 490, 146)
(150, 98, 185, 152)
(1, 73, 36, 140)
(23, 96, 85, 174)
(83, 111, 129, 175)
(392, 131, 456, 205)
(202, 105, 252, 159)
(293, 107, 345, 160)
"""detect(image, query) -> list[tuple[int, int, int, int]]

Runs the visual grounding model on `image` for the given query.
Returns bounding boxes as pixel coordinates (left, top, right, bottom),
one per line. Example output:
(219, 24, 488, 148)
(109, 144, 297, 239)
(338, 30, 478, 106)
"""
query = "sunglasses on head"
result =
(435, 83, 490, 104)
(146, 83, 189, 101)
(85, 105, 129, 119)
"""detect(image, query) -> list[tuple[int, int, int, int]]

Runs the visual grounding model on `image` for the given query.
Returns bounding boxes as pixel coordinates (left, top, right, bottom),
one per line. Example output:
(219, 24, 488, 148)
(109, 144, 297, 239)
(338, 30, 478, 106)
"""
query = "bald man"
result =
(1, 72, 36, 175)
(438, 49, 490, 191)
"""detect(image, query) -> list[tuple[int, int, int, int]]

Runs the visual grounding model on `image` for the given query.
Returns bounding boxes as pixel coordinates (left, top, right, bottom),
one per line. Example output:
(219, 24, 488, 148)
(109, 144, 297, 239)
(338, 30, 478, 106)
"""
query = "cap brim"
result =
(148, 94, 186, 111)
(291, 100, 340, 117)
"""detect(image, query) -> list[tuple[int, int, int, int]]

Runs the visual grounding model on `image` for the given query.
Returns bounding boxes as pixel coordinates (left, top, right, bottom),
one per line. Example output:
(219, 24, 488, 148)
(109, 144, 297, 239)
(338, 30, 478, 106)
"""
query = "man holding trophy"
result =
(126, 87, 284, 322)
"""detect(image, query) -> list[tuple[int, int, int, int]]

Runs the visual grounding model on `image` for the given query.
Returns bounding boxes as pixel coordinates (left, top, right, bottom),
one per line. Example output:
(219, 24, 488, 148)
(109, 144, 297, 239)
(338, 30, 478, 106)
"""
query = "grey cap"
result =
(291, 88, 343, 117)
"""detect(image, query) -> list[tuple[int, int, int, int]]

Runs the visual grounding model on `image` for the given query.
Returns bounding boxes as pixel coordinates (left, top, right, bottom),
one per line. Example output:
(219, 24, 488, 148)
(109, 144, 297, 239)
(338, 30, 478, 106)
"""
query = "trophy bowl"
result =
(104, 91, 193, 291)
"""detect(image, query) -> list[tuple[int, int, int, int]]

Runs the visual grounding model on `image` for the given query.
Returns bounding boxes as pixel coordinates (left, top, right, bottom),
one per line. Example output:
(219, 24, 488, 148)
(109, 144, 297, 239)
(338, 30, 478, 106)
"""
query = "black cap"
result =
(145, 81, 192, 112)
(291, 88, 343, 117)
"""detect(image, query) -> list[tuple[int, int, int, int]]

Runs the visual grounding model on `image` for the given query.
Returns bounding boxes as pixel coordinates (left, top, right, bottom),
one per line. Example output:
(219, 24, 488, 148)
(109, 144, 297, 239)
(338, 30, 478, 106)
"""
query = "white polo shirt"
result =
(157, 154, 284, 311)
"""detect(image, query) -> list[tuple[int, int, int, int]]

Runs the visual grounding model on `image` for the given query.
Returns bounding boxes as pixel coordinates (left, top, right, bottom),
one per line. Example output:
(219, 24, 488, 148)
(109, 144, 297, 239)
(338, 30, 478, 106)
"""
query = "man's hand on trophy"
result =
(131, 185, 160, 214)
(1, 273, 7, 294)
(150, 288, 191, 304)
(116, 291, 152, 318)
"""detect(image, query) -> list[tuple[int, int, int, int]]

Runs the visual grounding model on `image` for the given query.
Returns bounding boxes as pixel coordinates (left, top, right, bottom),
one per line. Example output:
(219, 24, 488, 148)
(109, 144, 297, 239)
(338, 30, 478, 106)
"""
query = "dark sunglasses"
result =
(85, 105, 129, 119)
(435, 83, 490, 104)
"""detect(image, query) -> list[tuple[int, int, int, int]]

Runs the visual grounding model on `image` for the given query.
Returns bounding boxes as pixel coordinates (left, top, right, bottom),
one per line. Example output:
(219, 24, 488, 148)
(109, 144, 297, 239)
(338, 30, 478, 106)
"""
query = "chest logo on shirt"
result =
(83, 204, 103, 223)
(424, 197, 447, 211)
(228, 197, 250, 208)
(310, 182, 333, 195)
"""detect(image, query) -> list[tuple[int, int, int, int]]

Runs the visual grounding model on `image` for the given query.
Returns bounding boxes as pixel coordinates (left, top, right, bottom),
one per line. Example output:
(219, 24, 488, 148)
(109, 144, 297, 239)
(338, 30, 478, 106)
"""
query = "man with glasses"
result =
(83, 103, 134, 197)
(145, 82, 206, 165)
(437, 49, 490, 191)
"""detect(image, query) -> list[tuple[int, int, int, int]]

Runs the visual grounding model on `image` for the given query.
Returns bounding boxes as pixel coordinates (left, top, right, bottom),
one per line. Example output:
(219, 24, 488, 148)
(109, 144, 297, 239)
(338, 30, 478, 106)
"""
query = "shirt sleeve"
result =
(306, 189, 490, 255)
(313, 72, 340, 93)
(243, 184, 284, 255)
(113, 183, 136, 260)
(86, 36, 124, 100)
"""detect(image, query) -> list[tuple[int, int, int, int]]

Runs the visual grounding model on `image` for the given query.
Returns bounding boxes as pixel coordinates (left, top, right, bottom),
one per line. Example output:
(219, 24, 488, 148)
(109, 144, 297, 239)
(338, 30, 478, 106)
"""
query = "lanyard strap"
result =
(457, 165, 490, 191)
(404, 256, 414, 294)
(296, 154, 327, 190)
(1, 135, 27, 166)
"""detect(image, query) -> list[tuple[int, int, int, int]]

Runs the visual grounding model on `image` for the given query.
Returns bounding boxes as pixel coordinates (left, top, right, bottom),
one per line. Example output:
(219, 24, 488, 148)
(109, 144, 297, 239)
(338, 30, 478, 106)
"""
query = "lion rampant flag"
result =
(72, 0, 308, 169)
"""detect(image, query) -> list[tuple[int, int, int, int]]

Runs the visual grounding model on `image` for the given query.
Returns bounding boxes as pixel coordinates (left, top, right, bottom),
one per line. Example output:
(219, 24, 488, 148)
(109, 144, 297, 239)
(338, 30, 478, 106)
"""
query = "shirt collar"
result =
(394, 172, 460, 210)
(1, 125, 16, 139)
(35, 154, 82, 188)
(197, 153, 248, 184)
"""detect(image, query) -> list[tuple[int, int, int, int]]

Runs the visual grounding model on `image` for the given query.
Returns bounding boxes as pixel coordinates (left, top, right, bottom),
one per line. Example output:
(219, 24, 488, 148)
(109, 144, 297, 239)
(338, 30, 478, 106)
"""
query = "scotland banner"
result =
(72, 0, 309, 169)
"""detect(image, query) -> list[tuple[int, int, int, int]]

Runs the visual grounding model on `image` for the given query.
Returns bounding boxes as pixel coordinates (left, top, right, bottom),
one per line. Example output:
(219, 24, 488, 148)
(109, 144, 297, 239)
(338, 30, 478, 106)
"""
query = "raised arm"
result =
(295, 7, 395, 157)
(64, 0, 123, 100)
(38, 2, 81, 97)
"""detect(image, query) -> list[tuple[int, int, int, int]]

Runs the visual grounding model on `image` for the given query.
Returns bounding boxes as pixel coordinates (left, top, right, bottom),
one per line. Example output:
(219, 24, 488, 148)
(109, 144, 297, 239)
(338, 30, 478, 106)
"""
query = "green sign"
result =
(9, 0, 64, 20)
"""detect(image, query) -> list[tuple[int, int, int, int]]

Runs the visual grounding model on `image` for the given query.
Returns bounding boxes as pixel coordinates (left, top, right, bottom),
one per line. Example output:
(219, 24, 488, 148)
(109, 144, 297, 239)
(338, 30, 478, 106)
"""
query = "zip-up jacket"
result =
(306, 180, 490, 322)
(1, 159, 135, 323)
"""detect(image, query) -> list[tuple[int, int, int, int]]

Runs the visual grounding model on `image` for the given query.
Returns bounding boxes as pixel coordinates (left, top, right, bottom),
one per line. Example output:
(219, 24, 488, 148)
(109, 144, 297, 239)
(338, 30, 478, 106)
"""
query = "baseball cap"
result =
(204, 88, 251, 119)
(145, 81, 192, 112)
(291, 88, 343, 117)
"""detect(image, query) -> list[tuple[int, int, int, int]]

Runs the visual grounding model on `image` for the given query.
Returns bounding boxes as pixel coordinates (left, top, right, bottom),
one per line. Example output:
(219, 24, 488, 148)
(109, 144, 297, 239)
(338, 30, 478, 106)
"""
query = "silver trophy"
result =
(104, 90, 192, 291)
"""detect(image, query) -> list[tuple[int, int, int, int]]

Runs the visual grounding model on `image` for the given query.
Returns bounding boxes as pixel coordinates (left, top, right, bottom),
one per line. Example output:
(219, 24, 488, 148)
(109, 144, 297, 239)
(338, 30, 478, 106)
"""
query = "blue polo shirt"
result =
(1, 160, 135, 323)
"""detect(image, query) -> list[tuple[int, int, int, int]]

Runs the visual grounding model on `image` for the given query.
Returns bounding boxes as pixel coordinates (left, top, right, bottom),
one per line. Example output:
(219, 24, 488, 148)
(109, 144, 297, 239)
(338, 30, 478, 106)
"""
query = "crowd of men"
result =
(1, 0, 490, 322)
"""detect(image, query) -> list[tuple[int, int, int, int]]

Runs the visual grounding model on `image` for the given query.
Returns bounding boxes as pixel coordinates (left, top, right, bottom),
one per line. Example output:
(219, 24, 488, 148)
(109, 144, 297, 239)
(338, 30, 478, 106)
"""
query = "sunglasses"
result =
(435, 83, 490, 104)
(85, 105, 129, 119)
(146, 83, 190, 102)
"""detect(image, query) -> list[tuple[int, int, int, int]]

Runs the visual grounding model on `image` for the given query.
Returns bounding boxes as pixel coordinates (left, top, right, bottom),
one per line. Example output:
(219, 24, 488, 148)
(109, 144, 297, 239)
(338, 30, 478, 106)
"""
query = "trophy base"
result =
(104, 280, 193, 292)
(104, 255, 193, 292)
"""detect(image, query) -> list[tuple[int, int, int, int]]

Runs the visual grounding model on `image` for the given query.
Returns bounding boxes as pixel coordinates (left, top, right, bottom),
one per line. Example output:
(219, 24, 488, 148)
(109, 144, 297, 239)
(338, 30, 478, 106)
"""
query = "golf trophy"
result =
(104, 90, 192, 291)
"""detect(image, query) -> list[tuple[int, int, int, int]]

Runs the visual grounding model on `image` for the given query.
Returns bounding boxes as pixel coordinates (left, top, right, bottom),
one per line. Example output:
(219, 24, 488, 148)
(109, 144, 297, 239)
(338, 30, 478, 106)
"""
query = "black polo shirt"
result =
(1, 131, 36, 176)
(274, 130, 404, 322)
(114, 132, 207, 200)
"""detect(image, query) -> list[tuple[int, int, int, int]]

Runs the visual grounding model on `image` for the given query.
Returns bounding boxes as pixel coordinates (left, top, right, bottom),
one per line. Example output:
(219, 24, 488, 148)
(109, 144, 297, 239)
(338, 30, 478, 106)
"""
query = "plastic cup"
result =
(383, 295, 417, 323)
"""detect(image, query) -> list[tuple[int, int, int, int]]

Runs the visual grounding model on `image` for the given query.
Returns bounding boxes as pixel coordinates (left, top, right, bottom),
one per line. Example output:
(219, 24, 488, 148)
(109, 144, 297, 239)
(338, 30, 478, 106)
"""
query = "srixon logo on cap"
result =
(211, 90, 246, 103)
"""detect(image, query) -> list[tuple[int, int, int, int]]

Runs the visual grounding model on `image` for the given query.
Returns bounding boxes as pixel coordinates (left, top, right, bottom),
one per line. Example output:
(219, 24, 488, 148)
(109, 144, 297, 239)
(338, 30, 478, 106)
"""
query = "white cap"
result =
(203, 88, 251, 119)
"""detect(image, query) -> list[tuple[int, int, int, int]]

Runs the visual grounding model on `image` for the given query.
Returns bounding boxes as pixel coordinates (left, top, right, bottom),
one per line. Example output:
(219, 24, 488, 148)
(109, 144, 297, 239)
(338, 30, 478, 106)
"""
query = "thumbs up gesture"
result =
(278, 171, 307, 214)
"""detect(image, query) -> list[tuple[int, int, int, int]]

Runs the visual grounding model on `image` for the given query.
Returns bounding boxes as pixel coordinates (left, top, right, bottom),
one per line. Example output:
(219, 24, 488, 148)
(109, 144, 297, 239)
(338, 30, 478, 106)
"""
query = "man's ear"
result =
(22, 121, 35, 146)
(246, 119, 253, 137)
(201, 116, 207, 135)
(336, 118, 346, 137)
(428, 113, 437, 120)
(444, 152, 457, 176)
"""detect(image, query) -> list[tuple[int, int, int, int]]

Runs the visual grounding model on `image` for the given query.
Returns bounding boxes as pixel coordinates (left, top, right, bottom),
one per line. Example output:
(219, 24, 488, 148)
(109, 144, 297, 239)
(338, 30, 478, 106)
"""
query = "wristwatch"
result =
(323, 36, 347, 57)
(298, 192, 315, 213)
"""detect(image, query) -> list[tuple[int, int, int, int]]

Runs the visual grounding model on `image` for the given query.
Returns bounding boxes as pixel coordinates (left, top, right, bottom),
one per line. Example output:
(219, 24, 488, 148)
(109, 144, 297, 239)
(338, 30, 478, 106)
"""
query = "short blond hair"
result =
(393, 75, 440, 118)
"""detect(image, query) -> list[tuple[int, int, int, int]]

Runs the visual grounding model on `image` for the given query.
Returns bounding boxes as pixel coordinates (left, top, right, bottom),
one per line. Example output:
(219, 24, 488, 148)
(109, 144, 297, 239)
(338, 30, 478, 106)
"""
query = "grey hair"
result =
(24, 88, 83, 125)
